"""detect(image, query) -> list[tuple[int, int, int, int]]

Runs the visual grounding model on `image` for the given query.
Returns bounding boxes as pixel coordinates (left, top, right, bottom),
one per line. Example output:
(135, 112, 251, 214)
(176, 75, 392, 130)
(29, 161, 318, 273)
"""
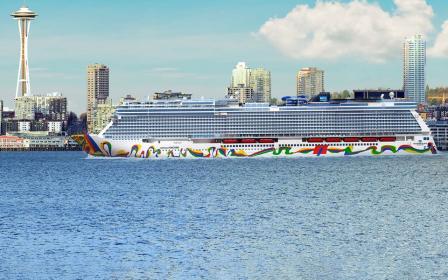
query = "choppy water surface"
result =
(1, 152, 448, 279)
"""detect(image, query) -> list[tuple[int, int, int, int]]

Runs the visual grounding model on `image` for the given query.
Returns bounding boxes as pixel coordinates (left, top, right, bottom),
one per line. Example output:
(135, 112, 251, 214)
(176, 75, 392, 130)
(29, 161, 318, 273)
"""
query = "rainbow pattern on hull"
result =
(71, 134, 437, 159)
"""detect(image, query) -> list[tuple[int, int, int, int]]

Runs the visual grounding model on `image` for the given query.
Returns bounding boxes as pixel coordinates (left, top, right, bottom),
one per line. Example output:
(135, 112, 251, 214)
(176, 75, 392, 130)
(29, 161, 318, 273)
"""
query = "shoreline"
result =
(0, 147, 82, 152)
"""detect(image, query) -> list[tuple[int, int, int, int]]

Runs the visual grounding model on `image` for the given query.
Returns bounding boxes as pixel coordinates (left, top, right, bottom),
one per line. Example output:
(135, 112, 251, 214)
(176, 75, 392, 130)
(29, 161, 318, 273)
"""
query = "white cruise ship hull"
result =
(73, 134, 437, 158)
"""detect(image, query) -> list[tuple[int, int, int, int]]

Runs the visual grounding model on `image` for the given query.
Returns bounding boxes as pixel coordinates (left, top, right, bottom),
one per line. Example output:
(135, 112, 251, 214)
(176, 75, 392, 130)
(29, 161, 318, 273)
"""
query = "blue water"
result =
(1, 152, 448, 279)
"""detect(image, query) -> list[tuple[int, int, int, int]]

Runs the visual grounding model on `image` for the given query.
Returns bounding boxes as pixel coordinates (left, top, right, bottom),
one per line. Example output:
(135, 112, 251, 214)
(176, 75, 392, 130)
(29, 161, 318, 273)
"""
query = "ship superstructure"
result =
(74, 98, 437, 158)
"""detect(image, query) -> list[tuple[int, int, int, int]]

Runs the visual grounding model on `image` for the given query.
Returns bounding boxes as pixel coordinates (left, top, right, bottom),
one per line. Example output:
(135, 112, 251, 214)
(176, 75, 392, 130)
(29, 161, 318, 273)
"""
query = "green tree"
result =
(341, 90, 351, 99)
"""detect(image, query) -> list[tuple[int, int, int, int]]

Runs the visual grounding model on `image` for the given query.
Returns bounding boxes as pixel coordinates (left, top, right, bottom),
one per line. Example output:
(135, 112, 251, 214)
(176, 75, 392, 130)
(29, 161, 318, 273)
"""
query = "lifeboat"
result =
(361, 137, 378, 142)
(241, 138, 256, 143)
(259, 138, 274, 143)
(326, 137, 341, 143)
(343, 137, 359, 142)
(223, 139, 239, 144)
(379, 137, 396, 142)
(307, 138, 324, 143)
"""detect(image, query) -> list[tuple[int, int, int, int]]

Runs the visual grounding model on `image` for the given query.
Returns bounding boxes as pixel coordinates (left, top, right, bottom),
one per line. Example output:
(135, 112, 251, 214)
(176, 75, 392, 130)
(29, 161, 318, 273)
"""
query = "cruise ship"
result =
(73, 95, 437, 158)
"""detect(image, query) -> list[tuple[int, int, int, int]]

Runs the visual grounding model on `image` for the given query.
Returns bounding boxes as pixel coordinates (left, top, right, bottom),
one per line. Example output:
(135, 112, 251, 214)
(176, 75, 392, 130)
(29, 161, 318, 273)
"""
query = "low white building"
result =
(48, 121, 63, 133)
(18, 121, 31, 132)
(26, 136, 66, 148)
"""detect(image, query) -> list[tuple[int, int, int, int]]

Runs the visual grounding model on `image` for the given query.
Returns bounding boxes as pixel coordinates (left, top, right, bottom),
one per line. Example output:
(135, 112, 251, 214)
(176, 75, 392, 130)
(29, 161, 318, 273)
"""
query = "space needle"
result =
(11, 5, 37, 98)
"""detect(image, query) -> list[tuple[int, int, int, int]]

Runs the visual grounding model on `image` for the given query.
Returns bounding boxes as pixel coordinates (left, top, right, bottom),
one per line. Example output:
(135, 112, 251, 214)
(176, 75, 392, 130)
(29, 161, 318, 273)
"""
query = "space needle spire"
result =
(11, 5, 37, 98)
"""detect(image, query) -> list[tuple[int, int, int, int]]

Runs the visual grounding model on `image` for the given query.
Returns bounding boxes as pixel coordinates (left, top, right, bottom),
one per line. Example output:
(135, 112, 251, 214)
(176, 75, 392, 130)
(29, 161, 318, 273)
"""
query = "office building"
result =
(92, 99, 115, 134)
(296, 67, 324, 98)
(14, 93, 67, 122)
(228, 62, 271, 103)
(15, 96, 36, 120)
(32, 93, 67, 121)
(18, 121, 31, 132)
(250, 68, 271, 103)
(403, 35, 426, 104)
(0, 100, 3, 134)
(427, 105, 448, 121)
(427, 121, 448, 150)
(48, 121, 63, 134)
(87, 64, 109, 132)
(11, 5, 37, 98)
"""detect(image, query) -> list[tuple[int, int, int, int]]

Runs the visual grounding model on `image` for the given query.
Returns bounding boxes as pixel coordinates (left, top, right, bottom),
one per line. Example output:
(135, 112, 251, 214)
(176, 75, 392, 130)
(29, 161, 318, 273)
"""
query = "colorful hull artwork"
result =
(72, 134, 438, 158)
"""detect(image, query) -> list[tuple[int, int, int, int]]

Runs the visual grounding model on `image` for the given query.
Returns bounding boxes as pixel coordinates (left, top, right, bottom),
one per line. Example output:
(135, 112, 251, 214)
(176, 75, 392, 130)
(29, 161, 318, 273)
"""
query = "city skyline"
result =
(1, 1, 448, 113)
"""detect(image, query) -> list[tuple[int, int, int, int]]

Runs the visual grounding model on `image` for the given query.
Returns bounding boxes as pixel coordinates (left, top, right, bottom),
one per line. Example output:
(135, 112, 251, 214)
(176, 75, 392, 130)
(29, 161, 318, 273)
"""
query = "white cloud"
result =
(258, 0, 434, 62)
(429, 21, 448, 57)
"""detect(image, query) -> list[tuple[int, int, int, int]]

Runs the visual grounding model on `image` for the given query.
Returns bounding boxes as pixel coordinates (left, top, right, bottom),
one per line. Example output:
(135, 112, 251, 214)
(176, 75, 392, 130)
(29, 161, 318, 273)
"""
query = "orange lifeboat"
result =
(379, 137, 396, 142)
(361, 137, 378, 142)
(223, 139, 238, 144)
(326, 137, 341, 143)
(307, 138, 324, 143)
(343, 137, 359, 142)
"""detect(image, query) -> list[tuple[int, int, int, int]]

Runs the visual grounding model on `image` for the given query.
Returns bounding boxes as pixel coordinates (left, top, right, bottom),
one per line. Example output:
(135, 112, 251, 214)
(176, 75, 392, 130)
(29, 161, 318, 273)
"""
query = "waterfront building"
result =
(92, 99, 115, 134)
(296, 67, 324, 98)
(5, 121, 18, 133)
(250, 68, 271, 103)
(11, 5, 37, 98)
(33, 93, 67, 121)
(403, 35, 426, 104)
(87, 64, 109, 132)
(427, 121, 448, 150)
(229, 62, 271, 103)
(18, 121, 31, 132)
(427, 105, 448, 121)
(153, 90, 192, 100)
(48, 121, 63, 134)
(0, 133, 79, 150)
(0, 135, 25, 149)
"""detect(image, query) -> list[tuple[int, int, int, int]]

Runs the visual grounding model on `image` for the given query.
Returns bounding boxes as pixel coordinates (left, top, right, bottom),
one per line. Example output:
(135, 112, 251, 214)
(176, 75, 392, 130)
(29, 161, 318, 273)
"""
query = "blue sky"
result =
(1, 0, 448, 113)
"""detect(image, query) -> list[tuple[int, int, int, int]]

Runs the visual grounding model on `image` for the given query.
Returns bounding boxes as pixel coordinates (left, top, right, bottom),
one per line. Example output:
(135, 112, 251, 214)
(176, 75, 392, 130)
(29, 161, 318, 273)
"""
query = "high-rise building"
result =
(11, 6, 37, 98)
(92, 99, 115, 134)
(231, 62, 251, 88)
(87, 64, 109, 132)
(32, 93, 67, 121)
(15, 97, 36, 120)
(296, 67, 324, 98)
(0, 100, 3, 135)
(250, 68, 271, 103)
(228, 62, 271, 103)
(403, 34, 426, 104)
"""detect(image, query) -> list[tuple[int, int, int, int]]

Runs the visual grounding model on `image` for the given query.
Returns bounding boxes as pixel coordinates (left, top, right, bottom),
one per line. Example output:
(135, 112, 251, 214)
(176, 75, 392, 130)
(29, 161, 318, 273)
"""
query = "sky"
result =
(1, 0, 448, 114)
